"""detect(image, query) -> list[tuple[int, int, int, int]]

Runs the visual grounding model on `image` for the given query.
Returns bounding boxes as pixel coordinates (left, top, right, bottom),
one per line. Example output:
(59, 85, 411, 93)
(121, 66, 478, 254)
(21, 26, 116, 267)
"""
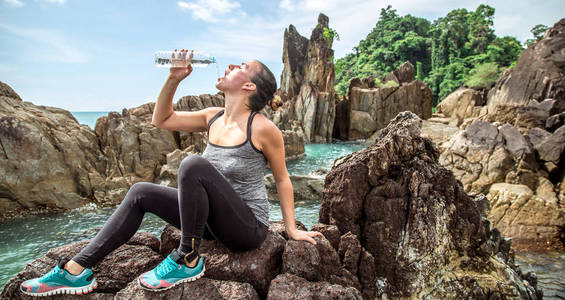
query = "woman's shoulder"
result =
(253, 112, 279, 134)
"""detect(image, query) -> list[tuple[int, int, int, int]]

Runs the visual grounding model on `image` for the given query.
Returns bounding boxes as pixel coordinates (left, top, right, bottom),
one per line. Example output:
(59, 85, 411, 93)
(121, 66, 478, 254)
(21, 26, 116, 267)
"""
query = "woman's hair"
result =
(247, 60, 280, 112)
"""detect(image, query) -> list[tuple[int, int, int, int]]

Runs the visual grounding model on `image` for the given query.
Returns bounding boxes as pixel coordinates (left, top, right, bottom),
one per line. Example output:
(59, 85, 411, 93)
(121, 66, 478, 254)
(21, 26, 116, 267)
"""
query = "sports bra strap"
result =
(207, 109, 256, 142)
(207, 109, 225, 134)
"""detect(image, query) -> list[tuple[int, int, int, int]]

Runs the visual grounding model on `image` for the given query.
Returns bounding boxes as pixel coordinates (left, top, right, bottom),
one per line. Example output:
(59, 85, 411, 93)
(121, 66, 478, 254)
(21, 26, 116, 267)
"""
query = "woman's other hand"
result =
(287, 229, 323, 245)
(168, 49, 193, 82)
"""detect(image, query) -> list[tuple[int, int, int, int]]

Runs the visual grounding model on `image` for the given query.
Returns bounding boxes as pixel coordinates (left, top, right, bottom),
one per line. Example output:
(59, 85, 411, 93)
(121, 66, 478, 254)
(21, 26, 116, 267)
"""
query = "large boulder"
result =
(0, 81, 106, 220)
(487, 18, 565, 113)
(439, 120, 565, 250)
(349, 80, 432, 140)
(318, 111, 541, 298)
(435, 88, 484, 127)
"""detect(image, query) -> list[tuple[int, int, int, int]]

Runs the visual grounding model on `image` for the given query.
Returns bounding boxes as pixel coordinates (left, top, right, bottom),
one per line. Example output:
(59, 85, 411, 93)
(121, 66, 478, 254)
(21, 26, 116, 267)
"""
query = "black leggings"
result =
(72, 155, 268, 268)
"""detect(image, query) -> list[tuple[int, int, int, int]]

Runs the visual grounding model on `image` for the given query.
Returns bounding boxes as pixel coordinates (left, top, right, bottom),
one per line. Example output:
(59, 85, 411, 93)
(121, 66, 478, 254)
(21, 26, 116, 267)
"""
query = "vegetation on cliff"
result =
(334, 5, 533, 104)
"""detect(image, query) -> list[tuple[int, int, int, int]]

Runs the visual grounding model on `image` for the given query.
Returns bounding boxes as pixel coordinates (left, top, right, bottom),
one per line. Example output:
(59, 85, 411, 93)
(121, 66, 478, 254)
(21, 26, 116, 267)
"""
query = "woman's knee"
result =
(178, 155, 211, 179)
(123, 182, 154, 207)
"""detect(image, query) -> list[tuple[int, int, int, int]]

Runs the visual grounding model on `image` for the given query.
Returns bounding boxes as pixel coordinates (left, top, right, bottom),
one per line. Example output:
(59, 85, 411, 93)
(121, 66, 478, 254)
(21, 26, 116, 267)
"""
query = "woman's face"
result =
(215, 60, 260, 92)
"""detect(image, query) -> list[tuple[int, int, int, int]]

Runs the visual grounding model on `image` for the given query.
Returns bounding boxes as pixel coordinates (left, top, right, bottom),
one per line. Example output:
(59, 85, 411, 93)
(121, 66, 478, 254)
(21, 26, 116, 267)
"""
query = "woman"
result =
(21, 49, 322, 296)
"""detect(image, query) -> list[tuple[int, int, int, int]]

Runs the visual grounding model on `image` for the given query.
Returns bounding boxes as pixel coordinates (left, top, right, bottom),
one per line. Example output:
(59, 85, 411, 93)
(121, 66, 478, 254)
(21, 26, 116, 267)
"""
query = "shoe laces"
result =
(43, 266, 63, 282)
(155, 258, 177, 278)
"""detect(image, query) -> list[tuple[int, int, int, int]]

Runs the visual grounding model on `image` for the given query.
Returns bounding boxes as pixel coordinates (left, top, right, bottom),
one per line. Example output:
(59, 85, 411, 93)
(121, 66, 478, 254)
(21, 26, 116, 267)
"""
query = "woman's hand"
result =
(287, 228, 323, 245)
(168, 49, 193, 83)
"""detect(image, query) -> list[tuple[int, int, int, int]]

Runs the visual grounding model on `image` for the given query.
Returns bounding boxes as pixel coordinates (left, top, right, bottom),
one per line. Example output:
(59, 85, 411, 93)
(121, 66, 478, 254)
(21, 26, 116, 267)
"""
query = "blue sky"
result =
(1, 0, 563, 112)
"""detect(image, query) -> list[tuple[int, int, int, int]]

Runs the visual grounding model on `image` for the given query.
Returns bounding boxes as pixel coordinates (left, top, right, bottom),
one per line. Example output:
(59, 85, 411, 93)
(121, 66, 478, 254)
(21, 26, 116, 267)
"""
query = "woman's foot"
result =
(20, 257, 97, 296)
(138, 249, 205, 291)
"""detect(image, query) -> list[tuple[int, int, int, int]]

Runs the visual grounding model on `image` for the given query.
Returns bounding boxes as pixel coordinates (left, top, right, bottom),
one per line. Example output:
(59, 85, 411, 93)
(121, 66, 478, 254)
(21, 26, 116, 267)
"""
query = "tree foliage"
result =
(334, 4, 524, 105)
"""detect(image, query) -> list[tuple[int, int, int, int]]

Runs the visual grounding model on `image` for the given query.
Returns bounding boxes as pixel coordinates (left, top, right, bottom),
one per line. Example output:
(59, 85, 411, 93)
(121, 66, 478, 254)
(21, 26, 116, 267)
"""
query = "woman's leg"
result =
(71, 182, 182, 268)
(175, 155, 268, 263)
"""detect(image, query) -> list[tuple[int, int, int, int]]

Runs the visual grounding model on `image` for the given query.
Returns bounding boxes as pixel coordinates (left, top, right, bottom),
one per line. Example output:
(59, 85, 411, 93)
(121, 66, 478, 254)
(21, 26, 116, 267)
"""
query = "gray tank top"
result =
(200, 109, 270, 227)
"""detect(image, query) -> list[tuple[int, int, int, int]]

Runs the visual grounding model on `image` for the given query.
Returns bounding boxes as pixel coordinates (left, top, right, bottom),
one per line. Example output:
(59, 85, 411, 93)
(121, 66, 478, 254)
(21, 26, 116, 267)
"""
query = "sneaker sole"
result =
(138, 265, 206, 292)
(21, 279, 98, 297)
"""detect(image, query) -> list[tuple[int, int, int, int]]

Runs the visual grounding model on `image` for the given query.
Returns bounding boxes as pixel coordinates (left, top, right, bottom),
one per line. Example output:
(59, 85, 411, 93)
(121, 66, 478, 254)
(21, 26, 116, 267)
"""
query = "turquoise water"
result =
(71, 111, 110, 129)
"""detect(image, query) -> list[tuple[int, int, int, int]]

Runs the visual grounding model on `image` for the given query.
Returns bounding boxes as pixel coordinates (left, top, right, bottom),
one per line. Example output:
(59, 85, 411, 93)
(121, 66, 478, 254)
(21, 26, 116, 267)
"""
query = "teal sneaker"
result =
(20, 257, 97, 296)
(138, 250, 205, 291)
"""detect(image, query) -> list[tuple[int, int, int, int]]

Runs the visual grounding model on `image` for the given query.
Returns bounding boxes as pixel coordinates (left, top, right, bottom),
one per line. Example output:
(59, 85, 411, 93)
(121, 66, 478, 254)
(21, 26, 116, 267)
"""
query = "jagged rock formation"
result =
(0, 81, 107, 220)
(270, 13, 336, 143)
(487, 18, 565, 113)
(318, 112, 541, 298)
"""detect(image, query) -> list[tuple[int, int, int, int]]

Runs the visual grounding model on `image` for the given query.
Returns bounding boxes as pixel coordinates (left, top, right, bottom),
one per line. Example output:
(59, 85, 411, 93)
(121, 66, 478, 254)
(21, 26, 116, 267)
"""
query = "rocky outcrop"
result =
(0, 81, 106, 220)
(349, 80, 433, 140)
(275, 13, 336, 143)
(318, 112, 541, 298)
(439, 120, 564, 250)
(487, 18, 565, 114)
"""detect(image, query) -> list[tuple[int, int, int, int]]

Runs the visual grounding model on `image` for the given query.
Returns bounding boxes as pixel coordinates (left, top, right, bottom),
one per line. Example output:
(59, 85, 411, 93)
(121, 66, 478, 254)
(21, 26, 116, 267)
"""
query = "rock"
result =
(333, 97, 350, 141)
(281, 130, 306, 161)
(487, 182, 564, 250)
(537, 124, 565, 164)
(420, 120, 460, 152)
(310, 223, 341, 250)
(115, 278, 259, 300)
(1, 232, 162, 299)
(485, 104, 548, 134)
(266, 273, 363, 300)
(159, 223, 286, 297)
(278, 13, 337, 143)
(546, 111, 565, 132)
(154, 146, 198, 187)
(338, 232, 361, 276)
(282, 239, 321, 281)
(349, 80, 432, 140)
(267, 220, 308, 240)
(350, 110, 377, 138)
(0, 81, 22, 100)
(293, 83, 335, 143)
(435, 88, 483, 126)
(0, 82, 106, 219)
(383, 61, 414, 86)
(318, 111, 541, 298)
(280, 25, 310, 100)
(487, 18, 565, 113)
(439, 120, 539, 195)
(265, 174, 324, 202)
(440, 120, 564, 250)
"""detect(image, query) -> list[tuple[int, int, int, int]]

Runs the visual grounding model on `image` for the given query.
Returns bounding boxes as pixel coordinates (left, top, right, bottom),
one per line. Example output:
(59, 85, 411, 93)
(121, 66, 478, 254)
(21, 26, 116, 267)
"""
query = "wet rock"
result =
(1, 232, 162, 299)
(115, 278, 259, 300)
(319, 111, 541, 298)
(266, 273, 363, 300)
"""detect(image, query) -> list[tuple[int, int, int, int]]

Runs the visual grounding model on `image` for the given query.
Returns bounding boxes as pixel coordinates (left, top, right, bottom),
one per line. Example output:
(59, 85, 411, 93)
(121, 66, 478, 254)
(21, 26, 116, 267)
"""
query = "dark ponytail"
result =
(247, 60, 279, 112)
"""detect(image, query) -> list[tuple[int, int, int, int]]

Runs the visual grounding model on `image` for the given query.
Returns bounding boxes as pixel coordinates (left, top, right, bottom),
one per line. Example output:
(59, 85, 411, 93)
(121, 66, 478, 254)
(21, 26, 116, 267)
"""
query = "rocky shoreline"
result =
(2, 112, 543, 299)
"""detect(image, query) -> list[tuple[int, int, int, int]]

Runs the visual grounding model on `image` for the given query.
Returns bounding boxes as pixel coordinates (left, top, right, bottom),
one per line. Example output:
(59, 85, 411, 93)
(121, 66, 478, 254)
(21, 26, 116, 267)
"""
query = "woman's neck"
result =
(222, 94, 251, 126)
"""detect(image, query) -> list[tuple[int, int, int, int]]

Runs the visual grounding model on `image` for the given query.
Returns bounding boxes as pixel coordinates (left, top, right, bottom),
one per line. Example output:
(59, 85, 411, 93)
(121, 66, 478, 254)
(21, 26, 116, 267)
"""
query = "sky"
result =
(1, 0, 563, 112)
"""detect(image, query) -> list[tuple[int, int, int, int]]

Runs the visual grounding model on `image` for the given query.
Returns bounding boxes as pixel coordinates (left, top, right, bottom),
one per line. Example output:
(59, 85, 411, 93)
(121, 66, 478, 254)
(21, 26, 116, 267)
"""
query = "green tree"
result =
(525, 24, 548, 46)
(465, 62, 500, 89)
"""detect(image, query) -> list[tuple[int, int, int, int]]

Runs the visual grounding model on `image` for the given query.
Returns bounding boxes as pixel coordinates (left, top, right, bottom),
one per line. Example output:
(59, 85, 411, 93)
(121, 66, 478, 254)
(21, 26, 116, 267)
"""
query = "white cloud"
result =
(279, 0, 294, 11)
(0, 24, 87, 63)
(178, 0, 243, 23)
(3, 0, 24, 7)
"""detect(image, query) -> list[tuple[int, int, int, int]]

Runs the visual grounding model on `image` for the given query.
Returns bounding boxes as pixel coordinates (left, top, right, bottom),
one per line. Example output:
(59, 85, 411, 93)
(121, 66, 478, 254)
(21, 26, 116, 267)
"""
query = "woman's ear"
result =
(242, 82, 256, 92)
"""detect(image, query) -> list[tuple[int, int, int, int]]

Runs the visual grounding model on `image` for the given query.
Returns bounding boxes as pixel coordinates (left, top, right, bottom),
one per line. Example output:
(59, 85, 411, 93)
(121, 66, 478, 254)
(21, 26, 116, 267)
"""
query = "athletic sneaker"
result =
(20, 256, 97, 296)
(138, 249, 205, 291)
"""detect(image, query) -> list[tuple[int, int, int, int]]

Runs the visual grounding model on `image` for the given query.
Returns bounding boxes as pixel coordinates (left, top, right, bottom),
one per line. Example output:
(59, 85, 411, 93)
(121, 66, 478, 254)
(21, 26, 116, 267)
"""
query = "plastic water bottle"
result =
(154, 50, 216, 68)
